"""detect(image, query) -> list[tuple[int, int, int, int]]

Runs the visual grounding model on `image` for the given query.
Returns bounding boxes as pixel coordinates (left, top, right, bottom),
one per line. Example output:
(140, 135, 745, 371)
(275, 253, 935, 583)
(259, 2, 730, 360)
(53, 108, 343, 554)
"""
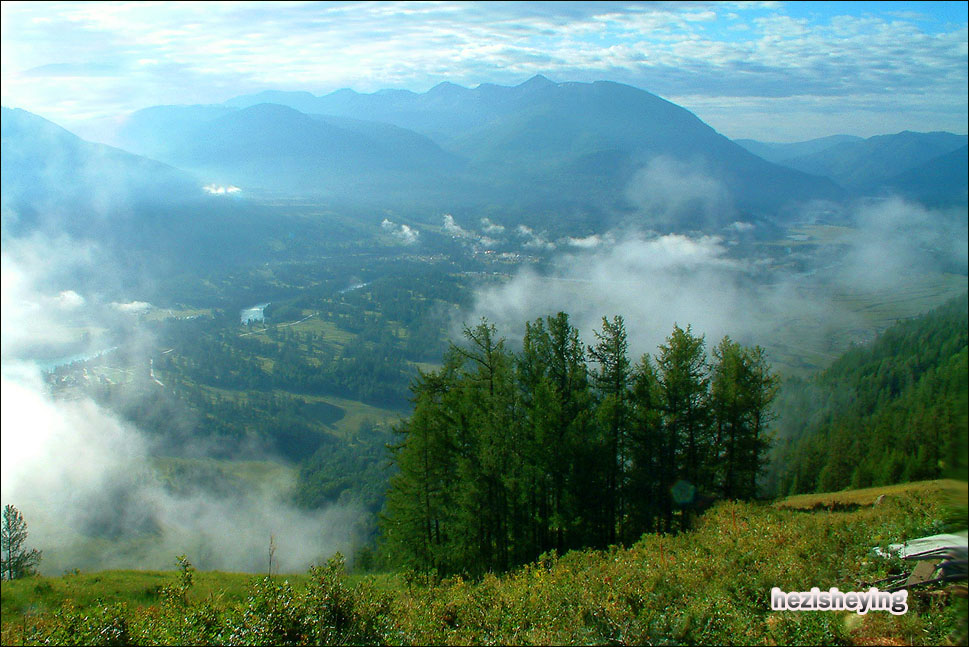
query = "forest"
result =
(774, 293, 968, 494)
(380, 313, 778, 576)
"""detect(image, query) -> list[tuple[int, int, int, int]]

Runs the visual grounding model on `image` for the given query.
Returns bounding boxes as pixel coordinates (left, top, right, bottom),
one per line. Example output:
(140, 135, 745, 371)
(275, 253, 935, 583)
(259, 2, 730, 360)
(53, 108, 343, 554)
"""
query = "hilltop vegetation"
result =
(2, 485, 963, 646)
(380, 314, 777, 576)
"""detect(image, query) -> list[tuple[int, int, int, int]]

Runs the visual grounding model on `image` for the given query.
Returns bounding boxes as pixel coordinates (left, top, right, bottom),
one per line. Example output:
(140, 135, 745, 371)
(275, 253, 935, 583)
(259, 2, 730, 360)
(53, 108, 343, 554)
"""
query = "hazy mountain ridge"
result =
(1, 107, 198, 236)
(107, 102, 466, 196)
(777, 131, 968, 190)
(113, 76, 846, 224)
(5, 76, 966, 259)
(880, 145, 969, 207)
(0, 106, 327, 285)
(734, 135, 864, 163)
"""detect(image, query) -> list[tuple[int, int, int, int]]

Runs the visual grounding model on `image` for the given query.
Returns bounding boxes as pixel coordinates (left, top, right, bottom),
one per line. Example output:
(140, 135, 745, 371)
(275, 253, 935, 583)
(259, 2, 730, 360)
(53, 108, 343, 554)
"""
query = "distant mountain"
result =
(734, 135, 863, 164)
(1, 107, 311, 283)
(223, 76, 845, 225)
(881, 145, 969, 207)
(1, 107, 197, 237)
(109, 104, 236, 158)
(112, 102, 466, 198)
(779, 131, 968, 190)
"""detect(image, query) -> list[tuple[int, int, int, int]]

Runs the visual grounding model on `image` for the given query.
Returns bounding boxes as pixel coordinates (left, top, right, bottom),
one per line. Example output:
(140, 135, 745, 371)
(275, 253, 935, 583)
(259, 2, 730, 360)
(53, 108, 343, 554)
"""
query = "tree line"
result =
(379, 313, 778, 576)
(773, 292, 968, 494)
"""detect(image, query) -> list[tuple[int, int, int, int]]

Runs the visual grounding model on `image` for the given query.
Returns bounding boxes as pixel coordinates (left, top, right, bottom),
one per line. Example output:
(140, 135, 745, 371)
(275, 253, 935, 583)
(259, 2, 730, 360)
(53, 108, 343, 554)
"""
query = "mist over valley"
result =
(0, 4, 967, 644)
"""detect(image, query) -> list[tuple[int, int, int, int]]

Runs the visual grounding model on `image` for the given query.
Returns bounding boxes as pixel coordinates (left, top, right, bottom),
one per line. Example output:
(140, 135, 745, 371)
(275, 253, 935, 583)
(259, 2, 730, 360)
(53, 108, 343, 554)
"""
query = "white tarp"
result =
(873, 530, 968, 559)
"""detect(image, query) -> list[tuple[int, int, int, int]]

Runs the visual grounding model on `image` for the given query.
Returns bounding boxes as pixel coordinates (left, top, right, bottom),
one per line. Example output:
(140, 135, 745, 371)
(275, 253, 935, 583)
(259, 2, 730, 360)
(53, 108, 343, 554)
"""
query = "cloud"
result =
(466, 199, 967, 370)
(1, 237, 100, 360)
(480, 218, 505, 235)
(442, 213, 470, 237)
(566, 234, 603, 248)
(203, 184, 241, 195)
(625, 156, 733, 228)
(1, 235, 363, 574)
(1, 2, 965, 139)
(382, 218, 420, 245)
(516, 225, 555, 250)
(112, 300, 153, 314)
(836, 197, 969, 292)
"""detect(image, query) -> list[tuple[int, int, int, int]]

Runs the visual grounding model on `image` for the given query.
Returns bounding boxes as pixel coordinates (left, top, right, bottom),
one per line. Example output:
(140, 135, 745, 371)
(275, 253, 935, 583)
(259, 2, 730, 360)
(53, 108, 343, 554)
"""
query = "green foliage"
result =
(2, 505, 42, 580)
(380, 314, 779, 576)
(6, 489, 962, 646)
(775, 292, 969, 494)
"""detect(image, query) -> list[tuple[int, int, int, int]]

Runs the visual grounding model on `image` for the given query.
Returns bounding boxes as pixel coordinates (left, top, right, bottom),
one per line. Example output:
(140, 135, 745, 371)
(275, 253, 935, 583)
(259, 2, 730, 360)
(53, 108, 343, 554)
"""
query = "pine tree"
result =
(588, 315, 632, 544)
(627, 353, 664, 536)
(710, 338, 777, 499)
(655, 325, 710, 530)
(1, 505, 42, 580)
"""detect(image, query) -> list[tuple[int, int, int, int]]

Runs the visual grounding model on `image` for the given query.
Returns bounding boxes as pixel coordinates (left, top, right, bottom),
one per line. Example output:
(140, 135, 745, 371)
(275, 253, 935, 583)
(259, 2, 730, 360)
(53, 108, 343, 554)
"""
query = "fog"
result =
(0, 236, 364, 574)
(467, 163, 968, 366)
(625, 156, 734, 230)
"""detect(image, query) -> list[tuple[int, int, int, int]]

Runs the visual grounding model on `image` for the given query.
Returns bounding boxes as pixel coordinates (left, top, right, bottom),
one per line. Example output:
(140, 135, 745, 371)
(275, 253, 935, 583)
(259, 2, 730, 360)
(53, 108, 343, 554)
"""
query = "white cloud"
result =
(1, 235, 364, 573)
(566, 234, 603, 248)
(1, 2, 964, 139)
(443, 213, 469, 237)
(626, 156, 733, 227)
(113, 300, 153, 314)
(480, 217, 505, 235)
(516, 225, 555, 250)
(381, 218, 420, 245)
(203, 184, 241, 195)
(466, 200, 968, 367)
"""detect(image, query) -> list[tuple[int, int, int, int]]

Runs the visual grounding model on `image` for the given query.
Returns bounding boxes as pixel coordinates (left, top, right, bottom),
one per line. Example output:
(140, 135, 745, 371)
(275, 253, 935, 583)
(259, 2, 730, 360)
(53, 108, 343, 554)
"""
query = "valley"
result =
(2, 6, 967, 640)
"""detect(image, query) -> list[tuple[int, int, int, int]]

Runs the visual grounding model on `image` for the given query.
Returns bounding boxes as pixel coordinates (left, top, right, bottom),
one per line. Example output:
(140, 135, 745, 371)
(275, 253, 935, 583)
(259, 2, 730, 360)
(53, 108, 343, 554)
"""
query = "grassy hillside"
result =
(776, 478, 967, 510)
(3, 481, 964, 646)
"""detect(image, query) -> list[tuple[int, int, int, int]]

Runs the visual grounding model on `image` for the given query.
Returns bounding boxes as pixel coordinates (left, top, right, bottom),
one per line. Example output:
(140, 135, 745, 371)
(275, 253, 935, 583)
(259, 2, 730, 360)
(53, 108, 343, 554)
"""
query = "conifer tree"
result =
(589, 315, 632, 544)
(1, 505, 41, 580)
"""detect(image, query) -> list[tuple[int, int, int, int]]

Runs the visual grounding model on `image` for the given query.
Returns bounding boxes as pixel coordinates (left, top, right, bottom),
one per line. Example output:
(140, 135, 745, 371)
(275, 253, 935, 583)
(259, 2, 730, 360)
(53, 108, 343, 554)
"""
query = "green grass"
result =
(300, 392, 404, 437)
(776, 478, 968, 510)
(1, 569, 310, 632)
(3, 483, 964, 645)
(267, 317, 357, 346)
(151, 457, 296, 493)
(144, 307, 213, 322)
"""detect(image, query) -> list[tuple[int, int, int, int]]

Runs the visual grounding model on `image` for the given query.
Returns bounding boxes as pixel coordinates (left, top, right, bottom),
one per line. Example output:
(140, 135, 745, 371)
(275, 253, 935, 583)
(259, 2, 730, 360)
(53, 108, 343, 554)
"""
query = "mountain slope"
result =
(775, 293, 969, 495)
(881, 145, 969, 206)
(1, 107, 198, 236)
(111, 102, 467, 199)
(226, 77, 845, 223)
(734, 135, 864, 164)
(1, 107, 312, 281)
(440, 79, 845, 220)
(780, 131, 968, 190)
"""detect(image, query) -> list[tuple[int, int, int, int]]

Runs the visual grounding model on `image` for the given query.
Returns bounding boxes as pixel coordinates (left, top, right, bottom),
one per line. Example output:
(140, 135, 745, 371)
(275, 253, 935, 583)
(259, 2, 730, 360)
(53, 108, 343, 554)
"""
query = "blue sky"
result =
(1, 1, 966, 141)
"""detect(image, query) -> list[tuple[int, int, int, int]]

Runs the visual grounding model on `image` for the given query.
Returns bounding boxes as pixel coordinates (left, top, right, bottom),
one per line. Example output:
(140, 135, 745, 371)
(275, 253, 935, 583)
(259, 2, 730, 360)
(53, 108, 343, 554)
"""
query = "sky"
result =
(1, 1, 967, 141)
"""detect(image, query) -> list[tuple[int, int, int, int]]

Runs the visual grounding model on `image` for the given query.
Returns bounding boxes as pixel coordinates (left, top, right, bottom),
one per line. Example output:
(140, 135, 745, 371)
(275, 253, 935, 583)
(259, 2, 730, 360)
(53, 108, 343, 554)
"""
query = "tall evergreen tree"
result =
(588, 315, 632, 544)
(655, 325, 710, 530)
(710, 338, 778, 499)
(627, 353, 664, 536)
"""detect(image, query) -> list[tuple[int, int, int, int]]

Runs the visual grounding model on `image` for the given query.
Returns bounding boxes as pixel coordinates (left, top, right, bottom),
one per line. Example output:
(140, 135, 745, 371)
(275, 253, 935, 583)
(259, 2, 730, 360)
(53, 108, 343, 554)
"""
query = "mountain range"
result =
(736, 131, 967, 204)
(87, 76, 849, 227)
(4, 76, 967, 251)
